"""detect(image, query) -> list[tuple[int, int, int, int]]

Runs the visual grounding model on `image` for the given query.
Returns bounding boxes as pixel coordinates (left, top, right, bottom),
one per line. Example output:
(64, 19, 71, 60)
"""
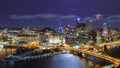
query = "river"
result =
(0, 54, 103, 68)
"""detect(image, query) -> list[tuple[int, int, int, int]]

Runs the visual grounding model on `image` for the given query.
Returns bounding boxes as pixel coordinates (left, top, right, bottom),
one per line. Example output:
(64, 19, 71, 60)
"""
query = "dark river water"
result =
(0, 54, 103, 68)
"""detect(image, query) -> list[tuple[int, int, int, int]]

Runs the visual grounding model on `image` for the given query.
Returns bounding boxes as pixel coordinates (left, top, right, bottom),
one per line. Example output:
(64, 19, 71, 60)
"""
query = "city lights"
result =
(0, 0, 120, 68)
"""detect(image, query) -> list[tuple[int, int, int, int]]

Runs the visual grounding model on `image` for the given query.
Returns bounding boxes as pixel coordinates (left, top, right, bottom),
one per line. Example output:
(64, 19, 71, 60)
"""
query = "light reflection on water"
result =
(51, 54, 87, 68)
(0, 48, 105, 68)
(78, 55, 101, 68)
(0, 54, 104, 68)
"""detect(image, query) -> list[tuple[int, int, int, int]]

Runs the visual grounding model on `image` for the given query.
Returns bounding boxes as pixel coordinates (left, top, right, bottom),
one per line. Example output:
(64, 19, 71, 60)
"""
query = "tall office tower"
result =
(86, 20, 93, 32)
(58, 23, 63, 33)
(102, 23, 108, 37)
(75, 18, 86, 30)
(96, 30, 102, 44)
(57, 22, 65, 45)
(102, 23, 109, 42)
(75, 18, 81, 27)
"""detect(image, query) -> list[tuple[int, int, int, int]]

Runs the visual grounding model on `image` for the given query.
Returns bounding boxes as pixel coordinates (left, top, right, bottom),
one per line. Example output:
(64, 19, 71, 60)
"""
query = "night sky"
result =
(0, 0, 120, 27)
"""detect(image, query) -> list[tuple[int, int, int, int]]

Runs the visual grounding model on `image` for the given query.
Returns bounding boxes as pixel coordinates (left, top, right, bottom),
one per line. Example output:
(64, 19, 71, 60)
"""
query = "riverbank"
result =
(0, 48, 64, 63)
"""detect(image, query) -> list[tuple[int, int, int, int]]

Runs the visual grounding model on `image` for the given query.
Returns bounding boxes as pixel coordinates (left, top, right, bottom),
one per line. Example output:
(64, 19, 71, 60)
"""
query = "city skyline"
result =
(0, 1, 120, 68)
(0, 0, 120, 27)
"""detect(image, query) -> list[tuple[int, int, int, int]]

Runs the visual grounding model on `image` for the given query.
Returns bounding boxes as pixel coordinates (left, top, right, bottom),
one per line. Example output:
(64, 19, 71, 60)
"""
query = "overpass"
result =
(63, 47, 120, 68)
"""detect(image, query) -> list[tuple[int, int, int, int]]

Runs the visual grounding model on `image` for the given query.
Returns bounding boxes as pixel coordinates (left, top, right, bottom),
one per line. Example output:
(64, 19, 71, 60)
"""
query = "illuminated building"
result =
(102, 23, 110, 42)
(48, 34, 65, 45)
(96, 14, 103, 20)
(96, 30, 102, 44)
(17, 34, 39, 44)
(75, 18, 86, 30)
(40, 24, 66, 46)
(86, 20, 93, 32)
(40, 27, 55, 46)
(0, 33, 5, 43)
(102, 23, 114, 42)
(49, 22, 66, 45)
(58, 23, 63, 33)
(88, 29, 97, 43)
(102, 23, 108, 37)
